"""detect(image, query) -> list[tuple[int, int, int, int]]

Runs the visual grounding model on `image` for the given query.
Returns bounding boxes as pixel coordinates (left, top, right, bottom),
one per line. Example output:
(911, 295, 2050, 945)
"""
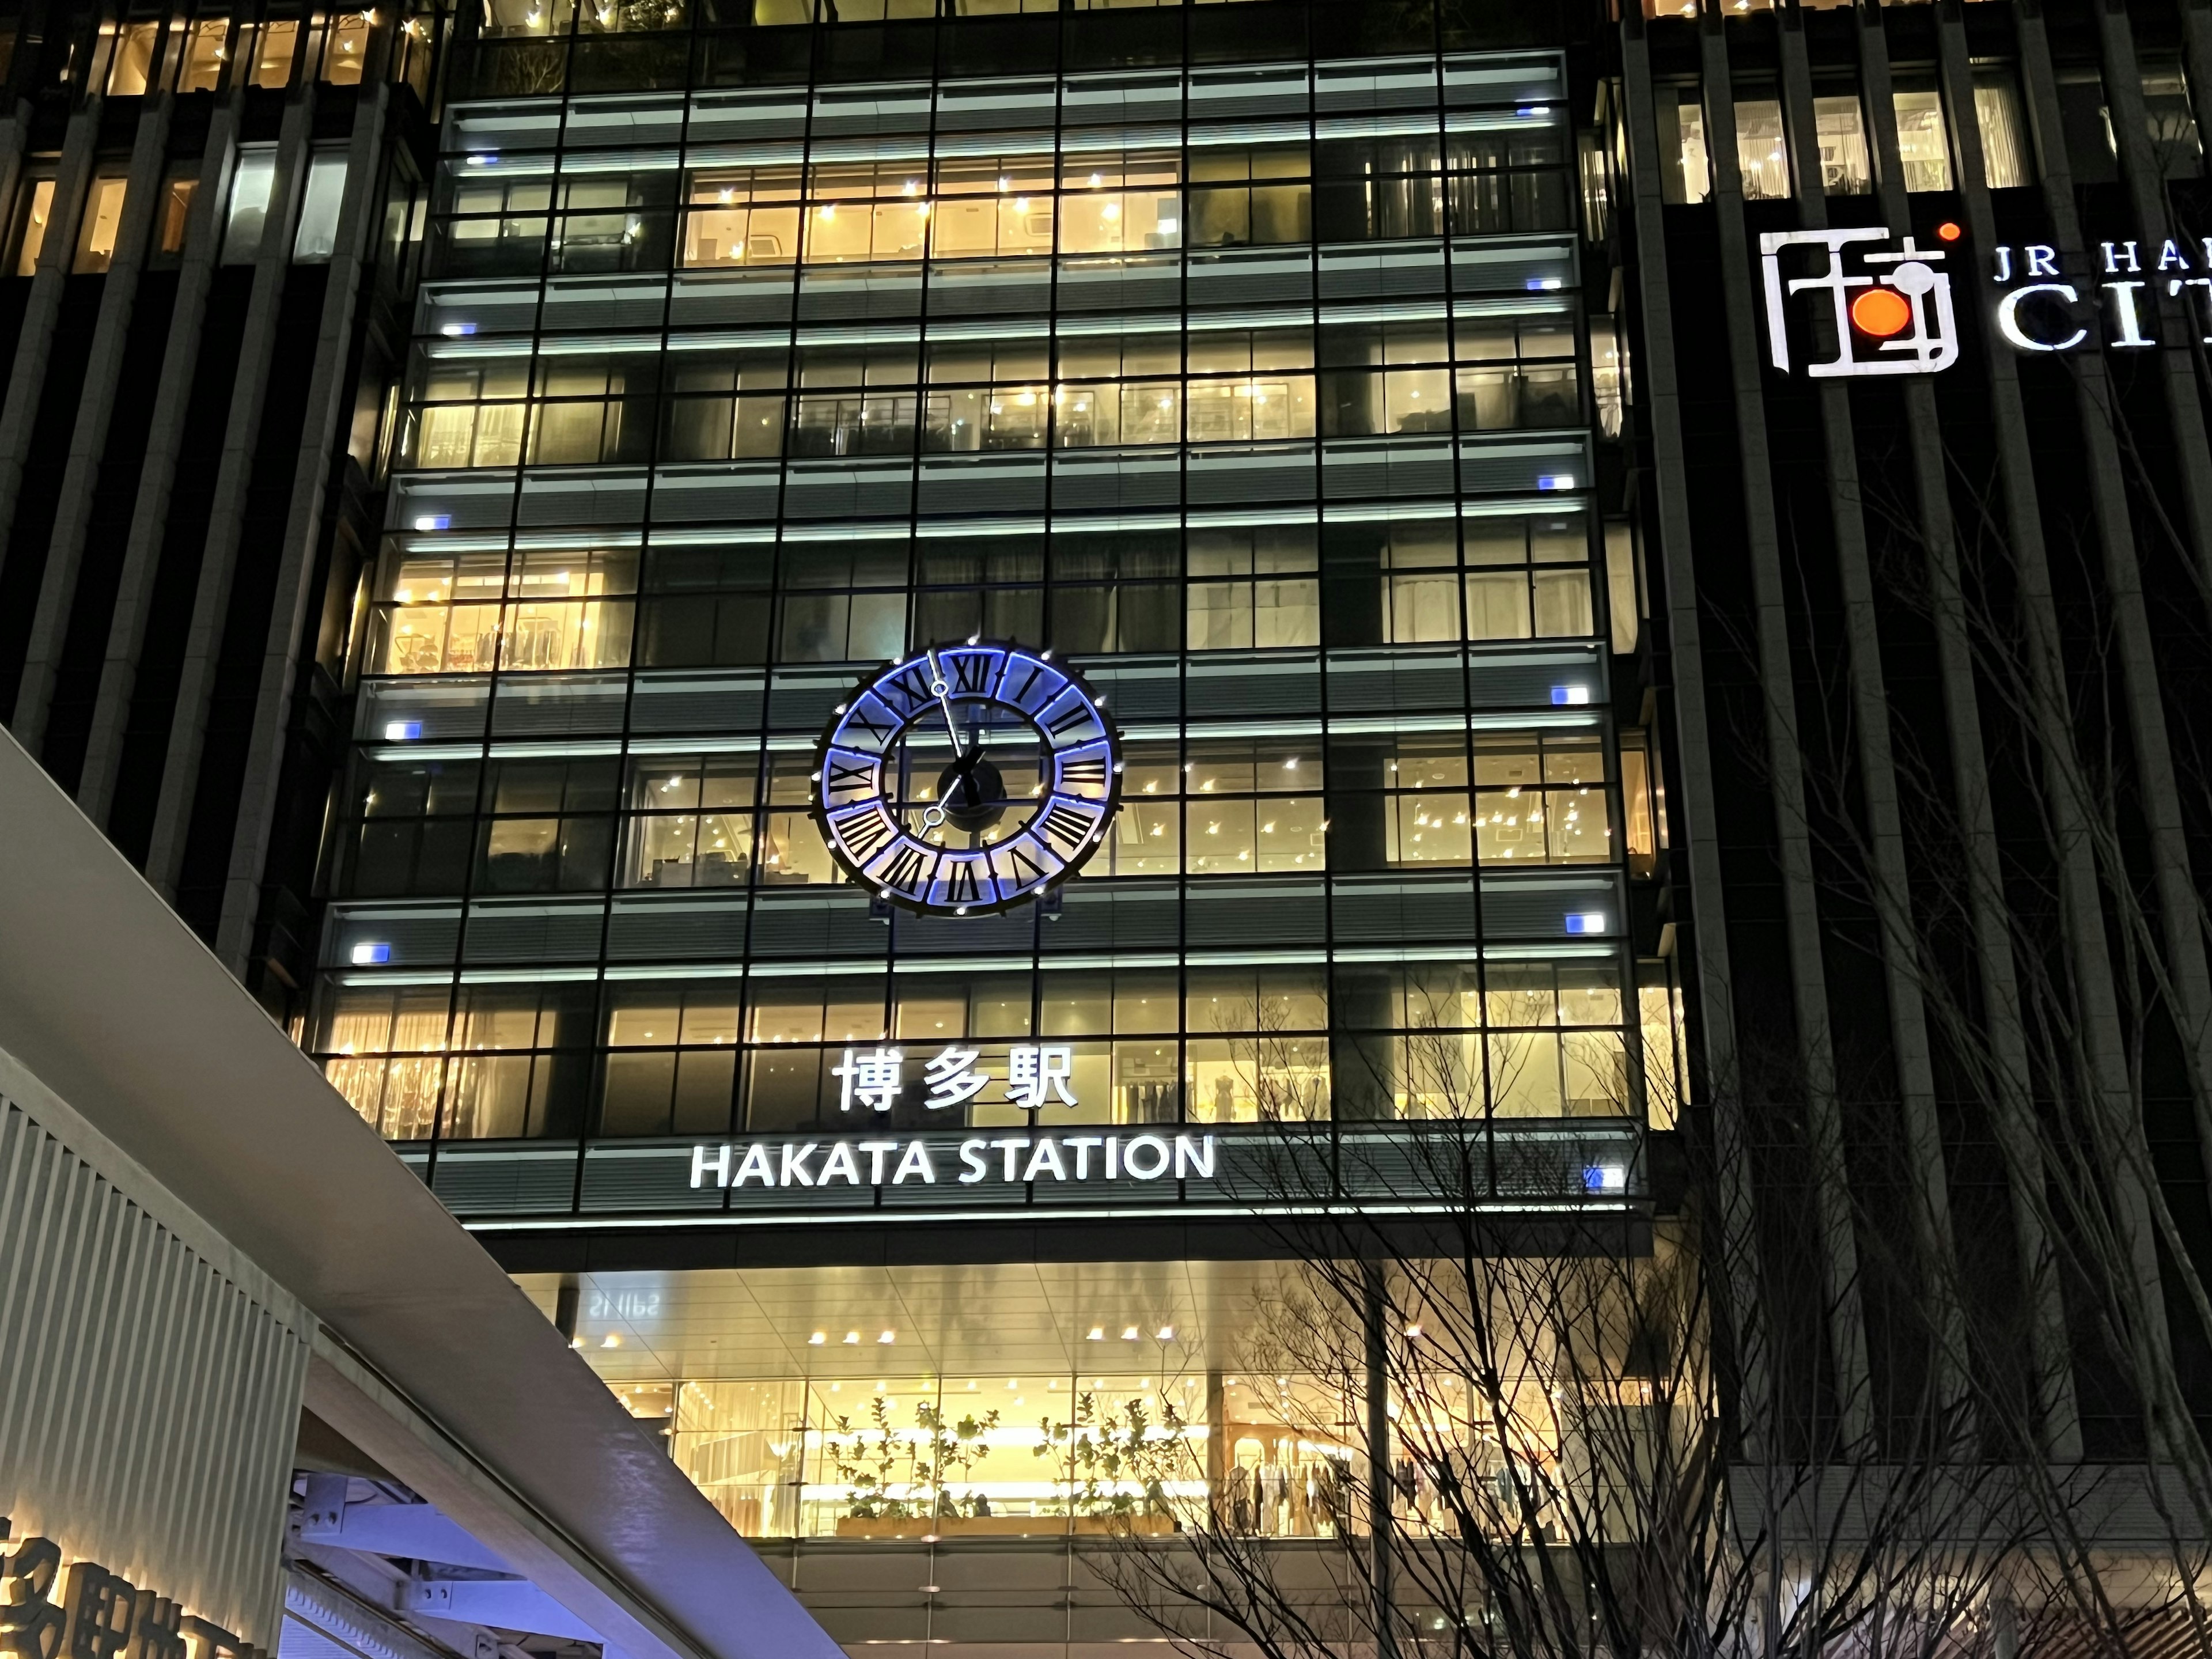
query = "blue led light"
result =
(351, 942, 392, 965)
(1563, 912, 1607, 935)
(383, 720, 423, 740)
(412, 514, 450, 531)
(1550, 685, 1590, 706)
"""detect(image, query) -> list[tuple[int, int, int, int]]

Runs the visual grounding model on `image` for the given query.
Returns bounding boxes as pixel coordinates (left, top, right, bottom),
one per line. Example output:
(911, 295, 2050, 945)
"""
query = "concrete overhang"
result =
(0, 733, 842, 1659)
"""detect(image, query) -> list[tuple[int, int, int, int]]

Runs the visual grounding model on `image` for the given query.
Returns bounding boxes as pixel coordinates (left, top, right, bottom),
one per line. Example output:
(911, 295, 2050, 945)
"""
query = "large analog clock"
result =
(812, 642, 1123, 915)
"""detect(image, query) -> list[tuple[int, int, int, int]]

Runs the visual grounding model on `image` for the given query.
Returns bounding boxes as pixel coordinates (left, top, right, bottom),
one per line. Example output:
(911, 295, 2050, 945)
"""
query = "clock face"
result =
(813, 643, 1123, 915)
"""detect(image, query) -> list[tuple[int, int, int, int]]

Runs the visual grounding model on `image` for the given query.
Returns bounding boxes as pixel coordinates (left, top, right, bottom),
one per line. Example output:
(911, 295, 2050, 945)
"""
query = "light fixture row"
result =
(802, 1323, 1179, 1346)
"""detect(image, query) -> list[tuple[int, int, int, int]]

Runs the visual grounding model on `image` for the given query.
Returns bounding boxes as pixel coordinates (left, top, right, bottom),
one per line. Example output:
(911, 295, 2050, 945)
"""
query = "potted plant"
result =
(826, 1396, 1002, 1537)
(1034, 1392, 1189, 1536)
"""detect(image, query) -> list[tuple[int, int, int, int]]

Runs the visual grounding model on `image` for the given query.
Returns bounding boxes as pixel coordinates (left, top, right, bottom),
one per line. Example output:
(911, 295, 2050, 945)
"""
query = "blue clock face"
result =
(813, 643, 1123, 915)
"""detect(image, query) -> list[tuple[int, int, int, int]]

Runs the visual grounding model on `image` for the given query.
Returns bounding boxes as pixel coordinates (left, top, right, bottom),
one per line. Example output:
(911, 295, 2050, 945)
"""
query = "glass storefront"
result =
(538, 1262, 1600, 1546)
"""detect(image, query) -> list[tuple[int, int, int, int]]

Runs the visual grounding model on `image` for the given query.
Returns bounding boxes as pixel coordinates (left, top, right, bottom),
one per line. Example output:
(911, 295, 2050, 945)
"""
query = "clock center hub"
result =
(933, 752, 1008, 834)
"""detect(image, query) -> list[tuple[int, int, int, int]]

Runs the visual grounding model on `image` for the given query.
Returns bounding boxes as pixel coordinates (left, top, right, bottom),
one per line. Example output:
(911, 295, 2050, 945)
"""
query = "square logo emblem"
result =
(1759, 228, 1959, 377)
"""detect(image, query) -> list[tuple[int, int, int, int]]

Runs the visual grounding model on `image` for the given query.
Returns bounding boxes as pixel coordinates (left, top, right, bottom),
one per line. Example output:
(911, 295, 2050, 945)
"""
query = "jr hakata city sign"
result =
(1760, 228, 2212, 370)
(1988, 237, 2212, 351)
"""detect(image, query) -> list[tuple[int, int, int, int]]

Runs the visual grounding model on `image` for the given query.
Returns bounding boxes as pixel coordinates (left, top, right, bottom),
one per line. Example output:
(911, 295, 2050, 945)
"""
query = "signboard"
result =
(1760, 225, 2212, 368)
(1760, 228, 1960, 377)
(1988, 237, 2212, 351)
(0, 1520, 261, 1659)
(690, 1130, 1218, 1191)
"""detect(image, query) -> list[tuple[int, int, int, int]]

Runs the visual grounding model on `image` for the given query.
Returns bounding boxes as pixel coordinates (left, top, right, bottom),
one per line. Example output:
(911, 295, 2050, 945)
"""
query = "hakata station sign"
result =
(690, 1131, 1221, 1192)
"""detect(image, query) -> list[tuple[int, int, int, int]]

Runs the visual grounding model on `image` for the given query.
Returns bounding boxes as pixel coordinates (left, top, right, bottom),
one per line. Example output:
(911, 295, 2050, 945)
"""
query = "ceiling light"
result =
(1087, 1327, 1104, 1340)
(809, 1331, 826, 1345)
(1156, 1326, 1175, 1341)
(601, 1333, 620, 1348)
(879, 1331, 896, 1344)
(843, 1331, 861, 1344)
(1122, 1327, 1139, 1340)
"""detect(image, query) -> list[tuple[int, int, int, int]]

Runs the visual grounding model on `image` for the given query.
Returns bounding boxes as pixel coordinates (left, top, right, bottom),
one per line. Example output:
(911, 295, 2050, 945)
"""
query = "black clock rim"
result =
(808, 641, 1126, 917)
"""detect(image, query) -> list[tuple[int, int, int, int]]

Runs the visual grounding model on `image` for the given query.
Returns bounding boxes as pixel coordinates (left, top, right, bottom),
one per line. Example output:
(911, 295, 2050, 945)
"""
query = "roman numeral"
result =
(878, 843, 934, 896)
(994, 838, 1052, 888)
(1037, 799, 1101, 856)
(826, 758, 877, 796)
(1058, 756, 1109, 794)
(1045, 699, 1096, 739)
(944, 858, 984, 905)
(834, 808, 895, 862)
(880, 665, 936, 718)
(843, 703, 893, 747)
(950, 651, 994, 694)
(1003, 660, 1047, 709)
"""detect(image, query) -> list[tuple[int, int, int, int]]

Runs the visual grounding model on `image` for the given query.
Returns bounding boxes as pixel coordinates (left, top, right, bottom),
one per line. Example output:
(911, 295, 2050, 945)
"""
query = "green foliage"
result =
(825, 1394, 1001, 1520)
(1033, 1392, 1190, 1520)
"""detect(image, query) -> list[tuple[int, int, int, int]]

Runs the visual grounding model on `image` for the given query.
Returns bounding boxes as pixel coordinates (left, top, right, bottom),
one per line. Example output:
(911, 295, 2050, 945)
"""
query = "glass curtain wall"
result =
(549, 1262, 1626, 1548)
(313, 46, 1661, 1179)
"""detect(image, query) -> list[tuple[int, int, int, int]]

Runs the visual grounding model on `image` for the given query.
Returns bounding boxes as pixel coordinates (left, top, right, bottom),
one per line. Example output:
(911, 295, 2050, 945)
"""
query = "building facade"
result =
(294, 0, 1664, 1649)
(1613, 0, 2212, 1469)
(41, 0, 2212, 1645)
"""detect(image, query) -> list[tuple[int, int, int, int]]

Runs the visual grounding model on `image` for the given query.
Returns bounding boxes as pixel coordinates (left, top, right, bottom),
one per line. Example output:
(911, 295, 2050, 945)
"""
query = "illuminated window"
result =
(13, 177, 55, 275)
(73, 176, 128, 273)
(1813, 94, 1872, 195)
(1892, 88, 1955, 191)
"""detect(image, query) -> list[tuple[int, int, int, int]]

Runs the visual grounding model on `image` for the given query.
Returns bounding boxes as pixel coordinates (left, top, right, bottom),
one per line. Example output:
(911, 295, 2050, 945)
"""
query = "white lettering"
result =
(2159, 238, 2190, 271)
(1065, 1135, 1104, 1177)
(1176, 1134, 1217, 1180)
(1124, 1134, 1172, 1180)
(922, 1046, 989, 1110)
(819, 1142, 862, 1185)
(734, 1142, 776, 1187)
(1105, 1135, 1120, 1179)
(779, 1142, 819, 1187)
(2172, 276, 2212, 342)
(1022, 1138, 1068, 1181)
(858, 1139, 900, 1184)
(2107, 281, 2154, 346)
(690, 1143, 732, 1188)
(958, 1138, 990, 1184)
(1995, 283, 2089, 351)
(991, 1135, 1032, 1181)
(1006, 1044, 1077, 1109)
(2026, 244, 2061, 277)
(2102, 240, 2140, 273)
(892, 1141, 936, 1184)
(831, 1046, 904, 1113)
(1993, 244, 2013, 283)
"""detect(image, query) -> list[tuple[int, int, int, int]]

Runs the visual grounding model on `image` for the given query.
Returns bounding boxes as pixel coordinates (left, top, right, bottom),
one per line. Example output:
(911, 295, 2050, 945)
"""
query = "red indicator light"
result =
(1850, 287, 1913, 338)
(1936, 221, 1962, 241)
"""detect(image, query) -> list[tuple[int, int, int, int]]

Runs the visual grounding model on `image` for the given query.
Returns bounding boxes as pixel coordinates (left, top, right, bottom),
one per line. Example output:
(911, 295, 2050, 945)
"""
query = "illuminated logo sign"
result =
(1989, 238, 2212, 352)
(0, 1519, 260, 1659)
(1760, 228, 1960, 377)
(830, 1042, 1077, 1113)
(690, 1132, 1218, 1191)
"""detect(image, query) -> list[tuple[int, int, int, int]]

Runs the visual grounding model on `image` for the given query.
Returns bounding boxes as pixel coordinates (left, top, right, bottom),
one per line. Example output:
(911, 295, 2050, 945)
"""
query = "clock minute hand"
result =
(921, 650, 981, 832)
(926, 649, 980, 771)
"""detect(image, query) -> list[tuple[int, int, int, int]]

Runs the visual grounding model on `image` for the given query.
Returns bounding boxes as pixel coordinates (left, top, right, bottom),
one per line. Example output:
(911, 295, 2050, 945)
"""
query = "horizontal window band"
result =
(331, 935, 1623, 990)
